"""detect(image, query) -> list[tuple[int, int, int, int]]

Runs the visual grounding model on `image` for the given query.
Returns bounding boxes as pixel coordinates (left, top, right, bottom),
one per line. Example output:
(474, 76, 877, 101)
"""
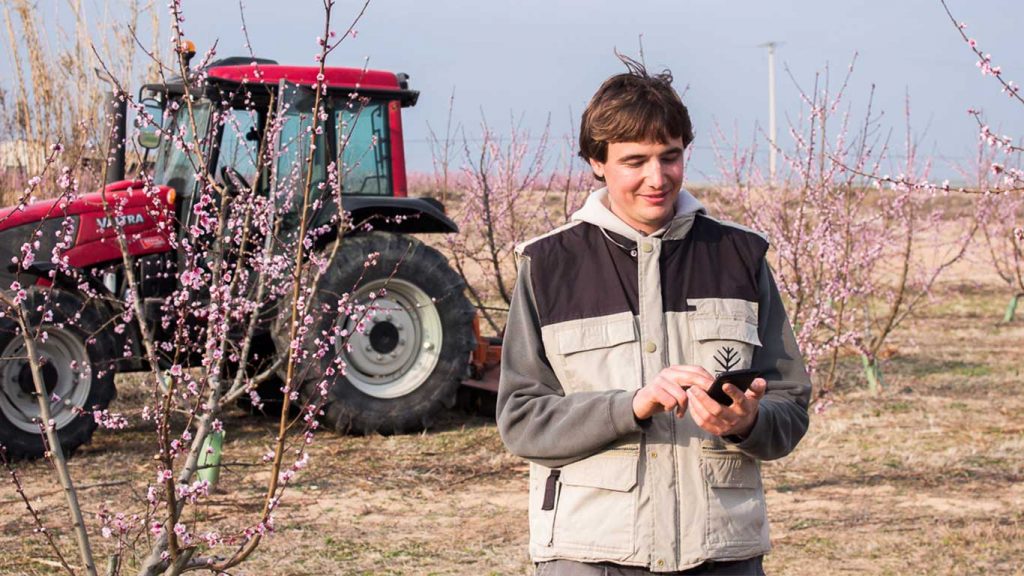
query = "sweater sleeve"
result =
(727, 259, 812, 460)
(495, 255, 643, 469)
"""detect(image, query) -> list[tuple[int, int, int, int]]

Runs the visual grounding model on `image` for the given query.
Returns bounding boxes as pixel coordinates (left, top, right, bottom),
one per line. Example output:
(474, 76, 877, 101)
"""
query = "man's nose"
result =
(645, 160, 665, 189)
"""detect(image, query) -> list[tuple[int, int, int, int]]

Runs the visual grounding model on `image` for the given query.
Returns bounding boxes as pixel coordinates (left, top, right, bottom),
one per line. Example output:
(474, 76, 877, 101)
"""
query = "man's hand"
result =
(687, 371, 767, 438)
(632, 366, 713, 421)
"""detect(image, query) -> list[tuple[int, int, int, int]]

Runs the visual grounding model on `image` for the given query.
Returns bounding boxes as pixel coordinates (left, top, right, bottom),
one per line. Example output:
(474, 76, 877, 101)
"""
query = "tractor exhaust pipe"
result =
(105, 89, 126, 184)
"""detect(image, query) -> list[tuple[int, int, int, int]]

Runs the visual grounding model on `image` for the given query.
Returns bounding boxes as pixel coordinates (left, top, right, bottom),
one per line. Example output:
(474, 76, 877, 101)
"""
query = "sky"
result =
(17, 0, 1024, 183)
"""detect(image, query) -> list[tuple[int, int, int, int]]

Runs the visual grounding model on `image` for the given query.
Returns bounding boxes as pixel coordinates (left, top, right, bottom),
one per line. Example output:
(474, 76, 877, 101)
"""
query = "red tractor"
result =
(0, 56, 496, 460)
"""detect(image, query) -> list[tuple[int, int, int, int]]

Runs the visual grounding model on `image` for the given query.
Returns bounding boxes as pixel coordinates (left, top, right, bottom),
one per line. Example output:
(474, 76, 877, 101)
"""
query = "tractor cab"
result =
(138, 58, 453, 244)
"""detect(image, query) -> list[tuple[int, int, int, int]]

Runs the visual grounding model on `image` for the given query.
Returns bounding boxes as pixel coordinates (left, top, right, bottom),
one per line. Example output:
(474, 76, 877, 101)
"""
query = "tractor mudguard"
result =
(342, 196, 458, 234)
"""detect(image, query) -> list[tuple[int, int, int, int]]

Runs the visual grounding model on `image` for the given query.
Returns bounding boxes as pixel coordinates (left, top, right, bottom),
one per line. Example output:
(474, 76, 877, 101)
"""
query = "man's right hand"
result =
(632, 365, 714, 421)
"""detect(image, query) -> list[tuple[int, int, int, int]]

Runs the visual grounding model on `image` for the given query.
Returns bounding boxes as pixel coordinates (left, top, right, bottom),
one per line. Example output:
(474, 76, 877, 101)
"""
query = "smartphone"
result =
(707, 369, 762, 406)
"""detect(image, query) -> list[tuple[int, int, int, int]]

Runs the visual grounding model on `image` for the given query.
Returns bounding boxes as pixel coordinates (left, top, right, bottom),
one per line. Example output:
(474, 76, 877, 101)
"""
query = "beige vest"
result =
(528, 234, 771, 571)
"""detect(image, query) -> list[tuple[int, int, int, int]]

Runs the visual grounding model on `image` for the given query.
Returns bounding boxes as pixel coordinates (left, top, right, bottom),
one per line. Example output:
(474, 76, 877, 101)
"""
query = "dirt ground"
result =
(1, 230, 1023, 576)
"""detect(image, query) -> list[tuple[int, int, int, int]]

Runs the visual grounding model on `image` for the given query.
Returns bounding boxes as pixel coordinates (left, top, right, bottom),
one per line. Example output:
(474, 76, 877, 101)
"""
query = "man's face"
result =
(588, 138, 685, 235)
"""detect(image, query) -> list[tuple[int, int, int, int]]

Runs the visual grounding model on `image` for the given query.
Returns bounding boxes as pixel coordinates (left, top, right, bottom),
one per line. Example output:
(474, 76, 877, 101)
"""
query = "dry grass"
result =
(1, 219, 1023, 575)
(0, 1, 163, 204)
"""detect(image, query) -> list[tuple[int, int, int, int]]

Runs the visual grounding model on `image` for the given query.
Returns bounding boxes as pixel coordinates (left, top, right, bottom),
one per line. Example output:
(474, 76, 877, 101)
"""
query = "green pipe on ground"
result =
(861, 355, 884, 394)
(197, 431, 225, 488)
(1003, 294, 1020, 323)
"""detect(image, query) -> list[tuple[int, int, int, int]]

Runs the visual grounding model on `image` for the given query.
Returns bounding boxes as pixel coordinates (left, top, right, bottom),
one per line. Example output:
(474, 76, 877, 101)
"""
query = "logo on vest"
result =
(713, 346, 740, 374)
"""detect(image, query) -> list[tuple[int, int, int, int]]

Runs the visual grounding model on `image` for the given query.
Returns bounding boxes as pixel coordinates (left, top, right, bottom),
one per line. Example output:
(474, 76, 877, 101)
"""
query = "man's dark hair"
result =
(578, 53, 694, 179)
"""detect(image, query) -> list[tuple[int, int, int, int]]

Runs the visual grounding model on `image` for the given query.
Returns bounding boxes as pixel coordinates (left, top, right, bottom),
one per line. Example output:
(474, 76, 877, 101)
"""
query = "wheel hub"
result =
(0, 327, 91, 433)
(368, 322, 400, 354)
(345, 297, 419, 378)
(17, 361, 59, 395)
(338, 278, 444, 399)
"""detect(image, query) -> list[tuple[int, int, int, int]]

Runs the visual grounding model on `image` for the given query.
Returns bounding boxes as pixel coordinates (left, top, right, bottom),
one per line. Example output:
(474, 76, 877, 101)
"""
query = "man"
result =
(496, 56, 812, 576)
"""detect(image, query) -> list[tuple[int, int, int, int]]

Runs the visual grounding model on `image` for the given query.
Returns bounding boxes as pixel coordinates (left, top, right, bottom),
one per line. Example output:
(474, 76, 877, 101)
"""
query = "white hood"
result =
(570, 187, 705, 240)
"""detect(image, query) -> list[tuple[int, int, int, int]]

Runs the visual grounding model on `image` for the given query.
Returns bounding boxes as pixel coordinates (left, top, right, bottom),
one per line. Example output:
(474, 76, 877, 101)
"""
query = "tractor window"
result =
(273, 87, 327, 214)
(216, 107, 260, 189)
(153, 101, 212, 202)
(335, 100, 391, 196)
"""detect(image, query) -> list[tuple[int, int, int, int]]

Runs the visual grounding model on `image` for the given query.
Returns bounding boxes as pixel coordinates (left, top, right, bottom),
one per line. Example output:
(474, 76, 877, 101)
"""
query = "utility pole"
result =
(760, 42, 779, 185)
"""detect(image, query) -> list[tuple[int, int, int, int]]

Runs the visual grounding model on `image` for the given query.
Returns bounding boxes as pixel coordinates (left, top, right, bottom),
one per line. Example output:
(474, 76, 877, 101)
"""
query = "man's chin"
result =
(643, 208, 675, 226)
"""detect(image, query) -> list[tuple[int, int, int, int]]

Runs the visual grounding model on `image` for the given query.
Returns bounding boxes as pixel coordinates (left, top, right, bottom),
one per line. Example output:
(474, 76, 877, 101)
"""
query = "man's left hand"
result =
(687, 372, 767, 439)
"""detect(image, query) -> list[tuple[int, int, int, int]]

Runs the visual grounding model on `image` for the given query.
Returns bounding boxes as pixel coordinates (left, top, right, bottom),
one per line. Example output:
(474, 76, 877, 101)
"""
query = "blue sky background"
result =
(20, 0, 1024, 183)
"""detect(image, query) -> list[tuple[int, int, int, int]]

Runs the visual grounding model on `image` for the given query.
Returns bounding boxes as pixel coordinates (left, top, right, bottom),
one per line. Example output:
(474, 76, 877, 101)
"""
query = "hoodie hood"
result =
(570, 187, 705, 240)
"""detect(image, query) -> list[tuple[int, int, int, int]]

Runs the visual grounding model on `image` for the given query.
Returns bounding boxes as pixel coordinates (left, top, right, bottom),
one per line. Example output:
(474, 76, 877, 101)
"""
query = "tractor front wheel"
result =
(0, 289, 118, 460)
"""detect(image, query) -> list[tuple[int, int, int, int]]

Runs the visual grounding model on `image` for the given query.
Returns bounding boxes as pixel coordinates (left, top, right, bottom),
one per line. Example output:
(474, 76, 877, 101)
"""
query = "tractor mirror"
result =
(137, 97, 163, 150)
(138, 132, 160, 149)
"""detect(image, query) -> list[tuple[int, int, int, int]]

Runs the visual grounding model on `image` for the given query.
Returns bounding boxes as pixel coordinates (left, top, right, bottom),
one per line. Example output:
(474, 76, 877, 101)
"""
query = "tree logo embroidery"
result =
(714, 346, 740, 373)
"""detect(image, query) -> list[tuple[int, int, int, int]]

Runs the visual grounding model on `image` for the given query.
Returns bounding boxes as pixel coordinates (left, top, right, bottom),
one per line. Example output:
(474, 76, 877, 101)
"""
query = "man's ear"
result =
(588, 157, 605, 180)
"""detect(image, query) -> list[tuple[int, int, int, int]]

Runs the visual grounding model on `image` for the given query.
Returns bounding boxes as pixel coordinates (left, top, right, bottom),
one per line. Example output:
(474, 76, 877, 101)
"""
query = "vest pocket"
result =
(701, 450, 766, 548)
(688, 299, 761, 376)
(551, 448, 640, 558)
(552, 314, 641, 394)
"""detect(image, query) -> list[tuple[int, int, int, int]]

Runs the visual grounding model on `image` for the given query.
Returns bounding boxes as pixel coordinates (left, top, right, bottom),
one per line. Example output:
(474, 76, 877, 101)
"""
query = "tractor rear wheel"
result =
(0, 289, 118, 460)
(285, 233, 475, 434)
